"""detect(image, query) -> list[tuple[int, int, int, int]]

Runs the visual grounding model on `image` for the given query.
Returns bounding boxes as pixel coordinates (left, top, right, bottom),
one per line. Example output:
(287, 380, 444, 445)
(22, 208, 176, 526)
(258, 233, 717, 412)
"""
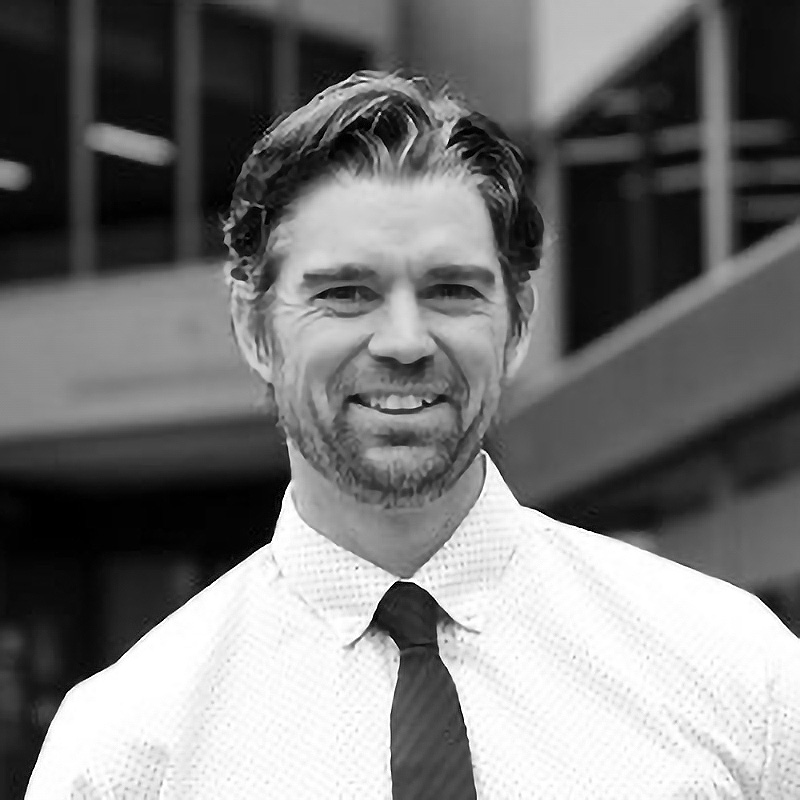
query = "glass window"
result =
(298, 30, 371, 104)
(199, 17, 372, 258)
(560, 22, 702, 352)
(200, 5, 274, 258)
(731, 0, 800, 254)
(96, 0, 175, 271)
(0, 554, 96, 787)
(0, 0, 68, 284)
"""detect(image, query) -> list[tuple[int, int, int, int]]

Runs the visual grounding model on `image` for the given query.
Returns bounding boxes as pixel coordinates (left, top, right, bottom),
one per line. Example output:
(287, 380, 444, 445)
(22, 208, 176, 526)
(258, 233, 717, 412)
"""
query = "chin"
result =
(361, 443, 450, 478)
(361, 441, 443, 467)
(328, 437, 479, 508)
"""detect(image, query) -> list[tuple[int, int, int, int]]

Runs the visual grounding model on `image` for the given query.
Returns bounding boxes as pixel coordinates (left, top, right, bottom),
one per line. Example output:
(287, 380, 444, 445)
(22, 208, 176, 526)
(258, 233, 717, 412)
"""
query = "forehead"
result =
(276, 175, 499, 278)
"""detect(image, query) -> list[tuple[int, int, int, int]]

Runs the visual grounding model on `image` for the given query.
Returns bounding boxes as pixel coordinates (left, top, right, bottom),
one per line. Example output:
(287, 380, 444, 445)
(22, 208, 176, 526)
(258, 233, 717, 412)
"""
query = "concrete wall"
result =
(533, 0, 694, 127)
(0, 263, 254, 441)
(504, 222, 800, 505)
(404, 0, 534, 134)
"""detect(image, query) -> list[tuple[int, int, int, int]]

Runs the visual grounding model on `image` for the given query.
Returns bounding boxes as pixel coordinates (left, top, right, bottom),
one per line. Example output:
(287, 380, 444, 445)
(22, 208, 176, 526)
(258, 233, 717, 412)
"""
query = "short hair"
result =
(224, 70, 544, 372)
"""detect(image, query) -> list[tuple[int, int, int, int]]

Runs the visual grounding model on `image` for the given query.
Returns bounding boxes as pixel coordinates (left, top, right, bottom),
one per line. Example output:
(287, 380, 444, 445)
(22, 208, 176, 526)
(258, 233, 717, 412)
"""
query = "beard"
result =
(273, 386, 501, 509)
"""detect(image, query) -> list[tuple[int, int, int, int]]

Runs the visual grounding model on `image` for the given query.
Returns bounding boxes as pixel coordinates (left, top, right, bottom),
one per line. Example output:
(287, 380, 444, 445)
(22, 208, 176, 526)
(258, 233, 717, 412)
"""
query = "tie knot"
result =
(373, 581, 440, 653)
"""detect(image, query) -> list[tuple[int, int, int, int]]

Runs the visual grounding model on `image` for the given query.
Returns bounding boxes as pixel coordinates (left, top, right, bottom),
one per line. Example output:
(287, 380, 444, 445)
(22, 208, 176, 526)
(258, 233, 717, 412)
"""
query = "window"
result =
(199, 18, 372, 258)
(298, 30, 371, 104)
(0, 0, 68, 284)
(200, 5, 274, 258)
(0, 1, 377, 283)
(96, 0, 175, 271)
(731, 0, 800, 254)
(560, 22, 702, 352)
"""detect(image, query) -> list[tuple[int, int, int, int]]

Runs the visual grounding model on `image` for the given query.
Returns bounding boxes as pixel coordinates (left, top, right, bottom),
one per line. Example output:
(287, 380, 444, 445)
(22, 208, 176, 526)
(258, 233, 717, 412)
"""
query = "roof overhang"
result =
(503, 221, 800, 507)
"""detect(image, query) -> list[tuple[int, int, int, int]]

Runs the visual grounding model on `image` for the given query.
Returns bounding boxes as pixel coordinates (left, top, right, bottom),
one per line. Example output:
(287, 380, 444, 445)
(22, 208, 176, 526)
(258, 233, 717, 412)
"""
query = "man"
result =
(26, 71, 800, 798)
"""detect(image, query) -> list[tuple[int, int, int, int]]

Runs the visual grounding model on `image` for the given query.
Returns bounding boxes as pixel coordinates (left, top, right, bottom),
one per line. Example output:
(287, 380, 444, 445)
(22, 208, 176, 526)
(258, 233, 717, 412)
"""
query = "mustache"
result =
(343, 372, 461, 398)
(337, 364, 465, 401)
(349, 384, 451, 396)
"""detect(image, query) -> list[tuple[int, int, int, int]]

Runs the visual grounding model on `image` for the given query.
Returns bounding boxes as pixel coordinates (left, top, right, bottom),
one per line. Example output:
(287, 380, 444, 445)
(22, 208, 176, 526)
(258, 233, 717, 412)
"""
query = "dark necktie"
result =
(373, 580, 478, 800)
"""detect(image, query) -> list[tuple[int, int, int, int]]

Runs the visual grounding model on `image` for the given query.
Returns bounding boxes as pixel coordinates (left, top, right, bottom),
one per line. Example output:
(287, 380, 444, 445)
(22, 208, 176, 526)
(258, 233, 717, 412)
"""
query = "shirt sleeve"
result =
(24, 682, 169, 800)
(758, 603, 800, 799)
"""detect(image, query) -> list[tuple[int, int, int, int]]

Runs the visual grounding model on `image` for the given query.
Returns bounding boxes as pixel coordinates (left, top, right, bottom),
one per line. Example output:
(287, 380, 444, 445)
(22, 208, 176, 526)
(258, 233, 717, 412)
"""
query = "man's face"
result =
(260, 173, 530, 508)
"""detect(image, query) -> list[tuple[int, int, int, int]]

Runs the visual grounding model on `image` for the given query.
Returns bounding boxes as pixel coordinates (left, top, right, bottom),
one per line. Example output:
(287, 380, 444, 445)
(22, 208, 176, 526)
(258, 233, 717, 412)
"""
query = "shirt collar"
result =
(270, 451, 523, 647)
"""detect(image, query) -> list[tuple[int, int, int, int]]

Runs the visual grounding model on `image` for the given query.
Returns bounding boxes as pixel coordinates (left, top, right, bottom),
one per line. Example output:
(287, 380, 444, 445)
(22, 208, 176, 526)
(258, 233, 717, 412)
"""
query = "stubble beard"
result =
(275, 391, 498, 509)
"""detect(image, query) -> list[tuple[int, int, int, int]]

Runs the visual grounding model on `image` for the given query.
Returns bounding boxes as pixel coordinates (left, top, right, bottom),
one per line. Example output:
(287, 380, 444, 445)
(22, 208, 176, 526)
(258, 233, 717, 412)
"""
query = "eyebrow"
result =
(427, 265, 497, 287)
(301, 264, 377, 288)
(300, 263, 497, 289)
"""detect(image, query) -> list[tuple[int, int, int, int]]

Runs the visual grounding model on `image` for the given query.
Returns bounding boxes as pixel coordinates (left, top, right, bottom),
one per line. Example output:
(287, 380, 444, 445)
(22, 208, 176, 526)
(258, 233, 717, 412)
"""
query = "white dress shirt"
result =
(26, 452, 800, 799)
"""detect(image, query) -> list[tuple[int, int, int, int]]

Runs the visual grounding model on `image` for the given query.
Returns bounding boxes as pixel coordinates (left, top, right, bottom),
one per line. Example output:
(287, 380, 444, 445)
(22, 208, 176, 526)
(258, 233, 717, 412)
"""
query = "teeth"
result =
(362, 393, 438, 411)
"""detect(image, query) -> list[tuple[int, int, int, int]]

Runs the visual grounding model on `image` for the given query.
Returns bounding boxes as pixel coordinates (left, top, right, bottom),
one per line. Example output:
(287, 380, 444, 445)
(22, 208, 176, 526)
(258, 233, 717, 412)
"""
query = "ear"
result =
(504, 280, 537, 382)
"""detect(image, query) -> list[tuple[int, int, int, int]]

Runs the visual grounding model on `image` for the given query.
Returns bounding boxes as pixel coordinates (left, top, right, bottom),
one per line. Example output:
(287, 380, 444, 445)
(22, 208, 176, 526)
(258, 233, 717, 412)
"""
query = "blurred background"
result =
(1, 0, 800, 792)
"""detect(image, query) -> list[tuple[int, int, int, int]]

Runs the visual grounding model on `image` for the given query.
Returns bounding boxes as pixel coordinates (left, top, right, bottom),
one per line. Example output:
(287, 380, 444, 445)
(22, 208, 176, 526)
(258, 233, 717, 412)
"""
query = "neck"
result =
(288, 448, 486, 578)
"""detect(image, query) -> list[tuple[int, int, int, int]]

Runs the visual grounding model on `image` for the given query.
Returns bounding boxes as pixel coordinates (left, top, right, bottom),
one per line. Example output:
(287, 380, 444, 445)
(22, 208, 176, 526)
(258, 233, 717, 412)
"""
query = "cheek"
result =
(452, 315, 506, 373)
(271, 305, 330, 392)
(454, 340, 506, 415)
(288, 333, 348, 410)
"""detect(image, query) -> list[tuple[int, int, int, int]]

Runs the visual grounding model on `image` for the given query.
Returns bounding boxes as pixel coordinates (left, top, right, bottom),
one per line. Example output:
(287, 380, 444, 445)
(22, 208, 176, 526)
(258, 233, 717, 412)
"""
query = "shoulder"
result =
(520, 505, 752, 599)
(26, 545, 281, 796)
(513, 505, 789, 662)
(98, 542, 281, 713)
(511, 507, 800, 794)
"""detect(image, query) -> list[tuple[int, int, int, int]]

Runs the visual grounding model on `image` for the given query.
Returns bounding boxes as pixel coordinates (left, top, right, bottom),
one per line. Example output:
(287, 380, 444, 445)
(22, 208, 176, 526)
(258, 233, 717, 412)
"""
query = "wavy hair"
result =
(224, 70, 544, 372)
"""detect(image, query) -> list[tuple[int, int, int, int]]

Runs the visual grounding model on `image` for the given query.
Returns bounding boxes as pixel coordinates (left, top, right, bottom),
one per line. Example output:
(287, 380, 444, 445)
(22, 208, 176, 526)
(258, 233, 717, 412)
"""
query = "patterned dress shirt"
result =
(26, 452, 800, 798)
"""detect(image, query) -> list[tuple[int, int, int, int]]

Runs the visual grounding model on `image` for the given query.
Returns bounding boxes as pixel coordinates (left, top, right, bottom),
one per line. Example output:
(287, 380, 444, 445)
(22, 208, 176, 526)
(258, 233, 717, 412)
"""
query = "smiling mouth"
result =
(348, 395, 447, 414)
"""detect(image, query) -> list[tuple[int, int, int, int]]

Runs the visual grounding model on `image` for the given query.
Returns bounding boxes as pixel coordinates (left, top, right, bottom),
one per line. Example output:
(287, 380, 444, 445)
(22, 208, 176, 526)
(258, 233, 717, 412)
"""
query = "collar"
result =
(270, 451, 523, 647)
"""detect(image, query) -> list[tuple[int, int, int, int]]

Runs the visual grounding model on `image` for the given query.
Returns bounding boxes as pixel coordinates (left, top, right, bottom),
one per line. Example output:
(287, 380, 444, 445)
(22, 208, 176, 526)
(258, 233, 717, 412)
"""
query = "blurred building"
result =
(503, 0, 800, 636)
(1, 0, 799, 790)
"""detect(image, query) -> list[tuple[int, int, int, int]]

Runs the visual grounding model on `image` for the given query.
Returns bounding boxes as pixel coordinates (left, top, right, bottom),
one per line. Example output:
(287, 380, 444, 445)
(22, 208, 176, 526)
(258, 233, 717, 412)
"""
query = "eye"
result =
(315, 286, 378, 303)
(426, 284, 482, 300)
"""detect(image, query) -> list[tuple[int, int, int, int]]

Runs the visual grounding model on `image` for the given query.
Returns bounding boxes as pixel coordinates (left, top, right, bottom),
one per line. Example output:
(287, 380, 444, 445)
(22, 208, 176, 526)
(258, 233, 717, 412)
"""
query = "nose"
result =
(367, 288, 436, 364)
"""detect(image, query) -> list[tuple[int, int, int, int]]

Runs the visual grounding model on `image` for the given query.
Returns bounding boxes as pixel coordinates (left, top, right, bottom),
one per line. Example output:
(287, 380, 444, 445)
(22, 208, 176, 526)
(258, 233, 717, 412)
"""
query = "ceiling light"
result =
(0, 159, 32, 191)
(85, 122, 176, 166)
